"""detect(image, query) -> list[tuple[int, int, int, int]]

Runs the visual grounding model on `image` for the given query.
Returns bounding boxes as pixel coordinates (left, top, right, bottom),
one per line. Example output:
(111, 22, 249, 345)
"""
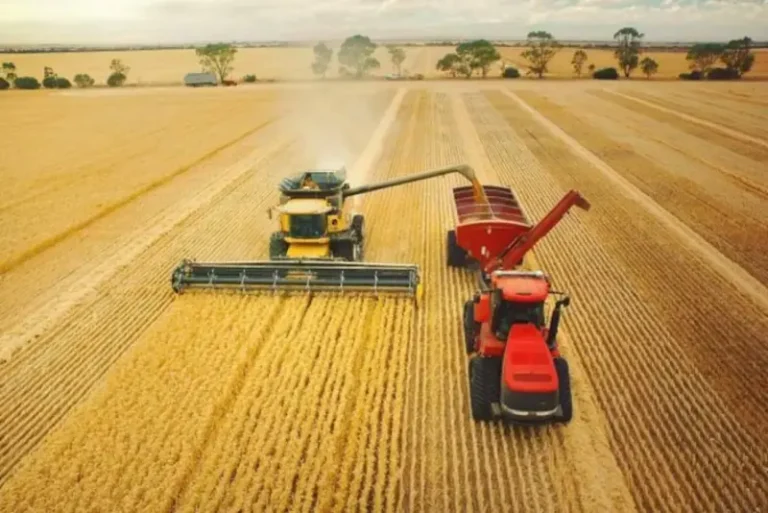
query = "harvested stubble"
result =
(2, 82, 768, 513)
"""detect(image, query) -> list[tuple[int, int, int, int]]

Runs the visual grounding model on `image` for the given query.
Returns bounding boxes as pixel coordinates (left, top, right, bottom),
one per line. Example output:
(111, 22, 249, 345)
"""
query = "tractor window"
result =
(493, 300, 546, 341)
(290, 215, 326, 238)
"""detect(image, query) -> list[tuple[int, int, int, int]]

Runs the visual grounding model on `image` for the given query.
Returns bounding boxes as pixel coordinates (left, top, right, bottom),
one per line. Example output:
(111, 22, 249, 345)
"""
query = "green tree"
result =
(195, 44, 236, 82)
(721, 37, 755, 77)
(311, 42, 333, 78)
(521, 31, 560, 79)
(387, 46, 406, 75)
(74, 74, 95, 88)
(107, 72, 127, 87)
(107, 59, 130, 87)
(13, 77, 40, 89)
(2, 62, 16, 82)
(42, 67, 58, 88)
(640, 57, 659, 79)
(338, 35, 380, 78)
(613, 27, 644, 78)
(686, 43, 725, 73)
(456, 39, 501, 78)
(110, 59, 130, 75)
(571, 49, 588, 77)
(499, 59, 507, 75)
(436, 53, 463, 78)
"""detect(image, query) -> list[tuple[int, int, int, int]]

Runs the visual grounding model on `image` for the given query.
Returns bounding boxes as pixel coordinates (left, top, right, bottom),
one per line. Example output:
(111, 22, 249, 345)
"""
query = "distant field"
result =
(2, 46, 766, 85)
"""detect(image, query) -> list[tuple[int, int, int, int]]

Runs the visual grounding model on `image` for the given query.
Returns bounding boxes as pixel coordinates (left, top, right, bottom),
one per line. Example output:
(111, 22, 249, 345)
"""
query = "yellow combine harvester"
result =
(170, 164, 488, 297)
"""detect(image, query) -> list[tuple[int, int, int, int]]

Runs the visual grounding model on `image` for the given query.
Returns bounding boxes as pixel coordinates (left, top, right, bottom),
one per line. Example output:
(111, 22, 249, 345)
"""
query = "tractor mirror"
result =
(560, 296, 571, 307)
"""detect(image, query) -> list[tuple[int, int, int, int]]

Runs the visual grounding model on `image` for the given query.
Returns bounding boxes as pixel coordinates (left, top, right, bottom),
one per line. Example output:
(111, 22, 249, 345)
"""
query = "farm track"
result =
(514, 90, 768, 288)
(482, 89, 768, 511)
(1, 82, 768, 513)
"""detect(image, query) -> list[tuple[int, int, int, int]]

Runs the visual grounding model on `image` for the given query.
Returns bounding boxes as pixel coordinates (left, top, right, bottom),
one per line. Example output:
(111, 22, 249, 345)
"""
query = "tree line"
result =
(0, 44, 246, 90)
(0, 32, 757, 90)
(310, 35, 410, 79)
(433, 29, 755, 81)
(0, 59, 131, 90)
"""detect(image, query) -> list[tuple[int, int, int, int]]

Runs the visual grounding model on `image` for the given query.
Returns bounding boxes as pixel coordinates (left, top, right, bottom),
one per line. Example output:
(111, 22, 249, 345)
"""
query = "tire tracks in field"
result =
(151, 89, 408, 513)
(0, 132, 293, 363)
(454, 90, 635, 513)
(605, 90, 768, 149)
(503, 89, 768, 313)
(553, 89, 768, 285)
(483, 88, 768, 512)
(0, 86, 407, 508)
(0, 136, 297, 487)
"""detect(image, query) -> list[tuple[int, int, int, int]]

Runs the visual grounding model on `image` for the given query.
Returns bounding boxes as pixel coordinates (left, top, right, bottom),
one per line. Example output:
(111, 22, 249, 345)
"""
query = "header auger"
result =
(170, 163, 489, 298)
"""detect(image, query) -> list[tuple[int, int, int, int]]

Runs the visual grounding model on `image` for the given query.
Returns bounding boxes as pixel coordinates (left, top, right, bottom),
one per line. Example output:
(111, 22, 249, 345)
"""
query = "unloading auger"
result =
(170, 164, 490, 297)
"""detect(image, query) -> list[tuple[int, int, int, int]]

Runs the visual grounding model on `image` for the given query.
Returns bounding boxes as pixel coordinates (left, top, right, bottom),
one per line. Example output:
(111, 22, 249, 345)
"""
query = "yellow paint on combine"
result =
(277, 198, 333, 215)
(286, 242, 331, 259)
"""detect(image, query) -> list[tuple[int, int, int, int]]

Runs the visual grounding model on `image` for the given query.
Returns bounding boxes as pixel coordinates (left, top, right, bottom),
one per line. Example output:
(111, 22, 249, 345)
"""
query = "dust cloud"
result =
(273, 82, 400, 186)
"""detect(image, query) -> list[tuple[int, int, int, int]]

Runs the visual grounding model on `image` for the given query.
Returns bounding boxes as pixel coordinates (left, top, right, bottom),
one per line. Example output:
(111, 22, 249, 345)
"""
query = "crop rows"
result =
(1, 83, 767, 513)
(515, 89, 768, 286)
(478, 88, 767, 511)
(0, 88, 395, 489)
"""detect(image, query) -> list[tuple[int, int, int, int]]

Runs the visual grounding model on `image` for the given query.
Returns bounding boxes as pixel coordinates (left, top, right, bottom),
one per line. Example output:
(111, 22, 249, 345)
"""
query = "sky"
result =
(1, 0, 766, 45)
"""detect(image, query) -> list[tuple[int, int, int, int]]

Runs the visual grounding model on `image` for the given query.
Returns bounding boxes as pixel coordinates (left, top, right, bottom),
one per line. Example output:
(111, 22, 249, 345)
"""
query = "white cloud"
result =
(0, 0, 766, 44)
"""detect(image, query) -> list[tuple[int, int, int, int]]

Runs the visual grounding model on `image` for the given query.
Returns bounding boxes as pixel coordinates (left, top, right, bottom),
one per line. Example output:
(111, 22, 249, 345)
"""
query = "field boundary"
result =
(0, 136, 294, 363)
(603, 89, 768, 150)
(504, 88, 768, 313)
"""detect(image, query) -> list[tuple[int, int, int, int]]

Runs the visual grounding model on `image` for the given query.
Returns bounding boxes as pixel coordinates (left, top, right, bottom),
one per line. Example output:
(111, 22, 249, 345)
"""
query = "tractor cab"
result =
(488, 271, 549, 341)
(464, 270, 574, 424)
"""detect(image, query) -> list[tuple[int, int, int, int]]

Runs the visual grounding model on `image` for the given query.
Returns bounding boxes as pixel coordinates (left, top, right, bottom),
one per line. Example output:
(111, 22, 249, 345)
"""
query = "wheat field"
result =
(0, 78, 767, 512)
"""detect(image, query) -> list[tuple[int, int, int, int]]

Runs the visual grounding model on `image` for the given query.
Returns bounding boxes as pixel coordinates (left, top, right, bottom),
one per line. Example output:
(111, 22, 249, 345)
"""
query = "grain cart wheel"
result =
(554, 357, 573, 423)
(446, 230, 468, 267)
(463, 300, 477, 354)
(269, 232, 288, 259)
(469, 355, 501, 421)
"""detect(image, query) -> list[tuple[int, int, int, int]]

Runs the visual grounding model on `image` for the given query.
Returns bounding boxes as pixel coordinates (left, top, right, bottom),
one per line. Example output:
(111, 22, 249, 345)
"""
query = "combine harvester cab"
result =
(448, 183, 591, 425)
(170, 164, 490, 300)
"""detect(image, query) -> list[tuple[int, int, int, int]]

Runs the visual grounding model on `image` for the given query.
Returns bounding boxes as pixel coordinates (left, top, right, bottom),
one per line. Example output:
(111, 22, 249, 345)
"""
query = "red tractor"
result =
(447, 184, 590, 423)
